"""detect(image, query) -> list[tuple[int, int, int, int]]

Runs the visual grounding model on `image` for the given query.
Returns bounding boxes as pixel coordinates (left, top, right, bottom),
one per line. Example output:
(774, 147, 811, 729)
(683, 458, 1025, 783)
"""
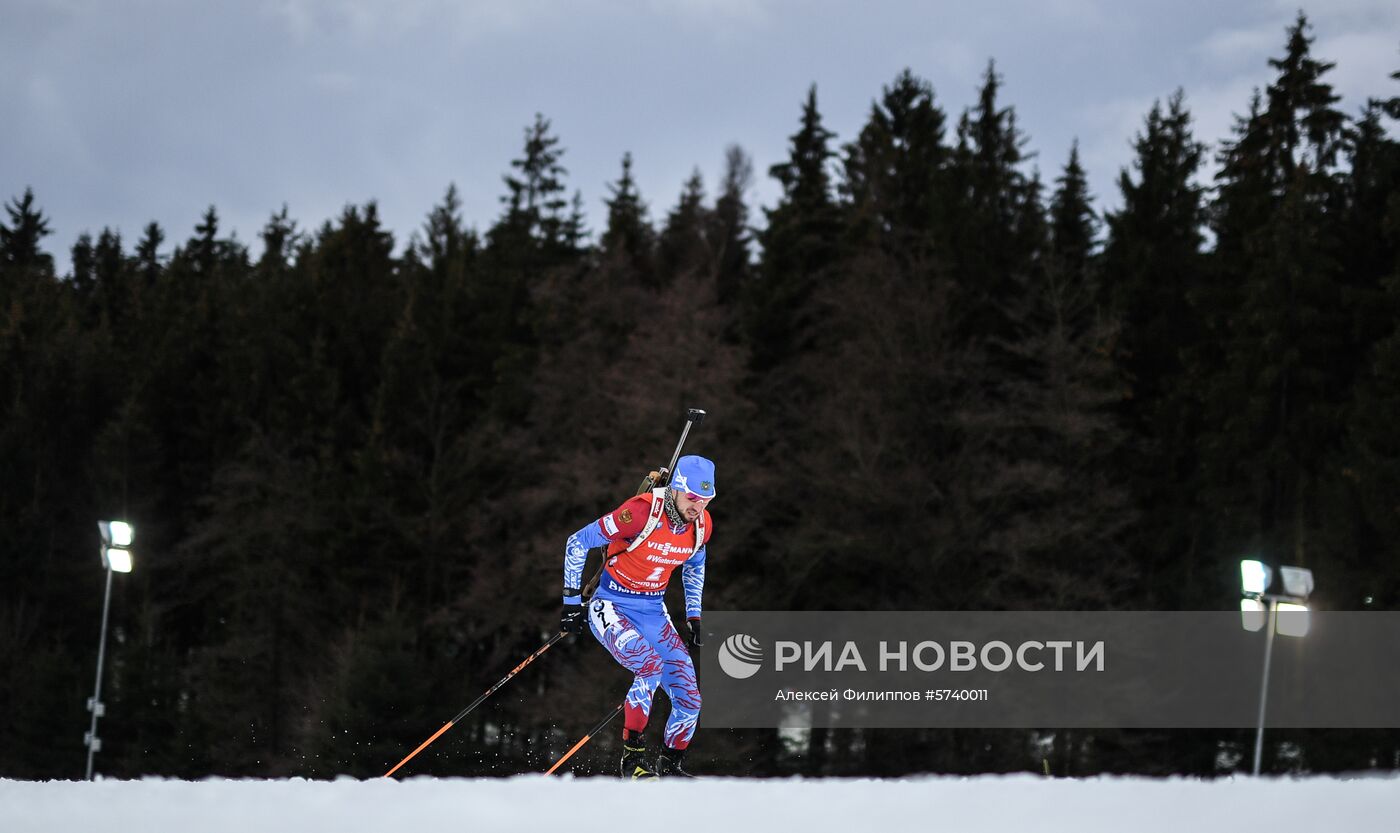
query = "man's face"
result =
(674, 490, 712, 522)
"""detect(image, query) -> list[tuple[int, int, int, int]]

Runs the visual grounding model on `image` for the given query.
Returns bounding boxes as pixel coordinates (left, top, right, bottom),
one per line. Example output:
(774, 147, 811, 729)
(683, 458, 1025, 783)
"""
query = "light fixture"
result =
(1274, 602, 1310, 638)
(1240, 559, 1270, 596)
(108, 521, 133, 547)
(1278, 566, 1314, 599)
(1240, 598, 1266, 632)
(103, 548, 133, 573)
(88, 520, 135, 780)
(1237, 556, 1316, 777)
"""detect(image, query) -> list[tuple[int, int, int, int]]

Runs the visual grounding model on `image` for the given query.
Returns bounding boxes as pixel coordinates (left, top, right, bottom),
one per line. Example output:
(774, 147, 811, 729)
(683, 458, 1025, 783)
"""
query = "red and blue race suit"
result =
(563, 493, 710, 749)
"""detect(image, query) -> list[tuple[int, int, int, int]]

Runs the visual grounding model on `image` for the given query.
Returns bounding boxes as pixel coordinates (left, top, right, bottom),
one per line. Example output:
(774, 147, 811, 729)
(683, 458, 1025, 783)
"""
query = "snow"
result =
(3, 774, 1398, 832)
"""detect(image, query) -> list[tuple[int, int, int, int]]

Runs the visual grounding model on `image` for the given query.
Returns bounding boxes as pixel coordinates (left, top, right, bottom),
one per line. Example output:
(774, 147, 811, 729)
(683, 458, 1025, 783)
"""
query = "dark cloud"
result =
(3, 0, 1395, 274)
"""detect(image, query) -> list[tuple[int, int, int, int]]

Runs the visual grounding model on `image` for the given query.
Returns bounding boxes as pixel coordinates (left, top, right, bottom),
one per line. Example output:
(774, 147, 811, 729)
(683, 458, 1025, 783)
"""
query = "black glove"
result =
(561, 602, 586, 635)
(686, 618, 705, 648)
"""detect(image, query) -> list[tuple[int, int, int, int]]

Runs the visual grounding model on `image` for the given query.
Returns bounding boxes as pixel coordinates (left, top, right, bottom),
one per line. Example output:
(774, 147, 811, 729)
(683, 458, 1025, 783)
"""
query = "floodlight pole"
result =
(84, 562, 114, 781)
(1250, 599, 1278, 777)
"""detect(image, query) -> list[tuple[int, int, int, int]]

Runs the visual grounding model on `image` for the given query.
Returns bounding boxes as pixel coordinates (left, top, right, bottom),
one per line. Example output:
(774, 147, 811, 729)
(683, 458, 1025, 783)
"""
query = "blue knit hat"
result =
(670, 455, 717, 498)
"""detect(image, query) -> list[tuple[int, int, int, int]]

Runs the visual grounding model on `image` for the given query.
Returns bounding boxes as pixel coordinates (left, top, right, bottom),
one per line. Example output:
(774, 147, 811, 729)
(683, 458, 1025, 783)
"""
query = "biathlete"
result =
(560, 454, 715, 779)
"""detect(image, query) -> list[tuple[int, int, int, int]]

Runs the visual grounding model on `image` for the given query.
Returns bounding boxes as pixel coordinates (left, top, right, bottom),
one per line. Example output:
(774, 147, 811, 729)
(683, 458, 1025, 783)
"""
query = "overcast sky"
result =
(3, 0, 1397, 274)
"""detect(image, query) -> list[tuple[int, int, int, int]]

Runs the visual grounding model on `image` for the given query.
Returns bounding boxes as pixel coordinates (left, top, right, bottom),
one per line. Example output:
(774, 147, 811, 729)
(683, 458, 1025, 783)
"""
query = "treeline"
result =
(2, 14, 1399, 779)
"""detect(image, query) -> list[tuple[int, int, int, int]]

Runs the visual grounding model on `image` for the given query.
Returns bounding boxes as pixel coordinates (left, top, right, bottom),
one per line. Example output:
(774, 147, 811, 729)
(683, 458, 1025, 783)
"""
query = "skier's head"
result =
(671, 455, 716, 499)
(670, 455, 716, 522)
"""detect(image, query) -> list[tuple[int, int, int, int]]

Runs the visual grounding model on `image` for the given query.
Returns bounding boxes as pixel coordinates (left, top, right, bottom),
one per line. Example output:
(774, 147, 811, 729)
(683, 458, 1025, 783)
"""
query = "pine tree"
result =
(0, 187, 56, 278)
(658, 169, 708, 281)
(1103, 91, 1207, 413)
(257, 205, 301, 274)
(600, 152, 655, 274)
(134, 222, 164, 291)
(69, 229, 128, 329)
(777, 244, 969, 612)
(1341, 70, 1400, 609)
(751, 85, 842, 370)
(494, 113, 574, 257)
(1047, 142, 1096, 284)
(972, 146, 1131, 609)
(175, 429, 341, 775)
(734, 88, 846, 660)
(361, 185, 483, 615)
(658, 152, 755, 317)
(0, 187, 87, 779)
(841, 68, 950, 266)
(1340, 101, 1400, 353)
(563, 190, 590, 252)
(1349, 314, 1400, 608)
(70, 231, 96, 307)
(93, 229, 125, 321)
(190, 206, 223, 278)
(710, 145, 755, 304)
(1101, 92, 1210, 606)
(482, 115, 585, 420)
(298, 202, 397, 441)
(947, 62, 1041, 340)
(1203, 13, 1353, 591)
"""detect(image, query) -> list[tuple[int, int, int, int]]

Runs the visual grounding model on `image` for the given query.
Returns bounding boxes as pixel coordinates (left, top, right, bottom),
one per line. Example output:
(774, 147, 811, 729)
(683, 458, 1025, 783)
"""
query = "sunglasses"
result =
(679, 491, 714, 504)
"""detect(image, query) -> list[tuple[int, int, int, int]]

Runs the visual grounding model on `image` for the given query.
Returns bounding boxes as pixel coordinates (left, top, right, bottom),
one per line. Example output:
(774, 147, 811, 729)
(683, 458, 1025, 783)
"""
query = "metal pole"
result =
(1251, 600, 1278, 777)
(85, 565, 114, 781)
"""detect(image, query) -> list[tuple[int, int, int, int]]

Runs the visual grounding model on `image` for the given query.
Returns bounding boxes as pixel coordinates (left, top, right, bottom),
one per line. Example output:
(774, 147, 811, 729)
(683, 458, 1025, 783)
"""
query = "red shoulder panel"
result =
(597, 494, 653, 541)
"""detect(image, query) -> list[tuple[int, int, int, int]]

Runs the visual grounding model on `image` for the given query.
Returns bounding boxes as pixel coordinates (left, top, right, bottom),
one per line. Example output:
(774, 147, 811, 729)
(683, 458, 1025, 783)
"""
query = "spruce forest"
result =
(3, 15, 1399, 778)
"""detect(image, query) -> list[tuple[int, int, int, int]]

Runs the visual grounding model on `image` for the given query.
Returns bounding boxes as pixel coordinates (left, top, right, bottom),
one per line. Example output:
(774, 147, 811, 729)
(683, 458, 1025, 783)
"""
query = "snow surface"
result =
(3, 773, 1397, 832)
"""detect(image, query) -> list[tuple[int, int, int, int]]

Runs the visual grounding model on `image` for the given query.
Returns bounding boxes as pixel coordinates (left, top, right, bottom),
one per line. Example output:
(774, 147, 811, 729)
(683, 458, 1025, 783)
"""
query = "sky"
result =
(2, 773, 1399, 831)
(3, 0, 1398, 275)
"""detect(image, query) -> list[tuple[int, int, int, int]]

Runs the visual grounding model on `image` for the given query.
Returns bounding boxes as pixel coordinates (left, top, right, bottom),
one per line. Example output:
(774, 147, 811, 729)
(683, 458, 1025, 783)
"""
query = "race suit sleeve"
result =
(563, 496, 651, 604)
(681, 544, 706, 620)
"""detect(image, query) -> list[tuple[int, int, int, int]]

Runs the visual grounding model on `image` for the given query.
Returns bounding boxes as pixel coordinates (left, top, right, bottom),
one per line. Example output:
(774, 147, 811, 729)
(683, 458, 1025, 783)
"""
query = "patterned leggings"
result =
(587, 590, 700, 749)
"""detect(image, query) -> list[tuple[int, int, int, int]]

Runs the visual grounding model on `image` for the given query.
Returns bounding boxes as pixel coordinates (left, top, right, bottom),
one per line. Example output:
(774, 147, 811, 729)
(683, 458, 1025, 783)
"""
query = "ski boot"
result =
(654, 745, 696, 778)
(621, 730, 658, 780)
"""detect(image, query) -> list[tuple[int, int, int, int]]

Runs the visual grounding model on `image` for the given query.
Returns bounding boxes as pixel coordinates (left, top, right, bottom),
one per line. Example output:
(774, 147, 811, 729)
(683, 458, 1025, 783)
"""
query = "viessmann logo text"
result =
(717, 635, 1106, 679)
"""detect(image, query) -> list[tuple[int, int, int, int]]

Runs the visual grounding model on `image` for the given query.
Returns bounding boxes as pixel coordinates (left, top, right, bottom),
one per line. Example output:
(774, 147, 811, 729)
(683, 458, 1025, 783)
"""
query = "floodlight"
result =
(1240, 559, 1271, 595)
(1241, 563, 1318, 777)
(97, 520, 134, 548)
(1275, 602, 1310, 638)
(1278, 566, 1314, 599)
(88, 519, 136, 780)
(104, 548, 133, 573)
(109, 521, 133, 547)
(1240, 598, 1266, 632)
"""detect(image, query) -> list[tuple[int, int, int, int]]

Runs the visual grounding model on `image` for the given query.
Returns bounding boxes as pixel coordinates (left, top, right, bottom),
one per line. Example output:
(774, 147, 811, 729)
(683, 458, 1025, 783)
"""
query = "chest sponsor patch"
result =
(645, 540, 692, 560)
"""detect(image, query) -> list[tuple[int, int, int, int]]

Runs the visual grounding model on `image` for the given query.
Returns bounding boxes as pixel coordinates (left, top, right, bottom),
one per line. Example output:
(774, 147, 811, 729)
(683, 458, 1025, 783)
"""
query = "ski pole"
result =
(544, 702, 625, 775)
(384, 631, 568, 778)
